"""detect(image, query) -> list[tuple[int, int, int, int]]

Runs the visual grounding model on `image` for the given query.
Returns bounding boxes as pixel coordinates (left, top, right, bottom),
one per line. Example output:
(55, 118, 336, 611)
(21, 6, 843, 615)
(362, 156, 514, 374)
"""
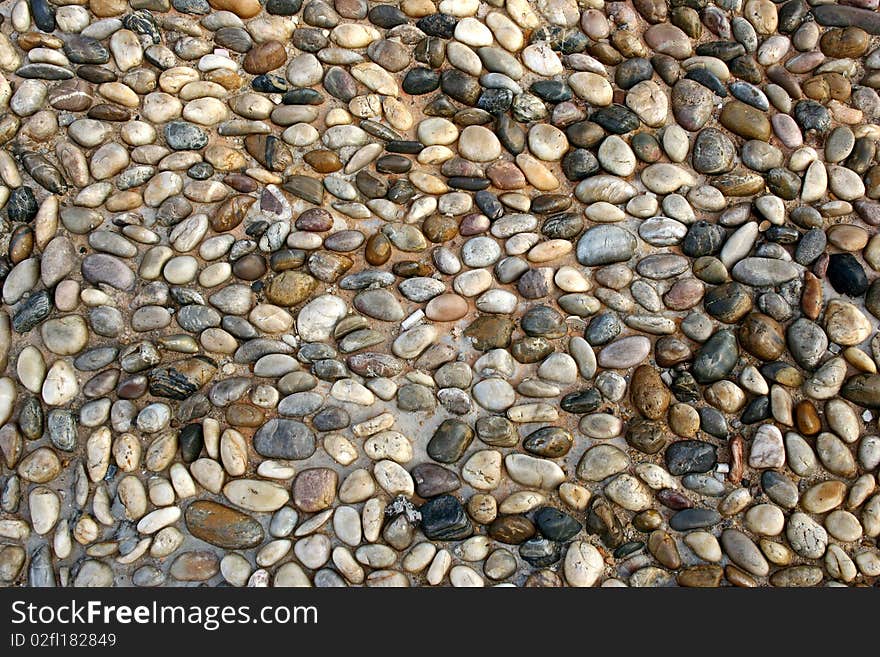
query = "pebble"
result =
(0, 0, 872, 590)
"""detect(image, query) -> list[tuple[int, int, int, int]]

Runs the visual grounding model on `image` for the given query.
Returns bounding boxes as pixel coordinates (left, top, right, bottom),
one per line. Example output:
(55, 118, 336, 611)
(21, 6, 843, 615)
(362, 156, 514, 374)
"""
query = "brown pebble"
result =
(265, 271, 318, 306)
(801, 271, 823, 320)
(365, 232, 392, 265)
(422, 215, 458, 242)
(827, 224, 868, 251)
(304, 150, 343, 173)
(795, 400, 821, 436)
(632, 509, 663, 532)
(393, 261, 433, 277)
(820, 27, 870, 59)
(295, 208, 334, 232)
(524, 569, 563, 587)
(654, 336, 692, 367)
(244, 134, 292, 171)
(88, 104, 130, 121)
(719, 101, 772, 141)
(725, 564, 758, 587)
(486, 161, 526, 189)
(488, 515, 536, 544)
(232, 254, 268, 280)
(49, 79, 93, 112)
(648, 530, 681, 569)
(630, 365, 671, 420)
(668, 402, 700, 437)
(728, 434, 744, 484)
(459, 213, 490, 235)
(204, 69, 243, 90)
(243, 41, 288, 74)
(677, 565, 723, 587)
(8, 225, 34, 264)
(211, 195, 256, 232)
(293, 468, 338, 512)
(225, 403, 264, 427)
(663, 277, 704, 310)
(425, 294, 468, 322)
(738, 313, 785, 360)
(18, 33, 64, 50)
(223, 174, 258, 193)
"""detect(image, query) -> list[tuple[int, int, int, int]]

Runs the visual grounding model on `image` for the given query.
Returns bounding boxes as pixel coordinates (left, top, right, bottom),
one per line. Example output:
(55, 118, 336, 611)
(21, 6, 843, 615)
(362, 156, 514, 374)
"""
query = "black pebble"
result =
(251, 74, 289, 93)
(534, 507, 581, 541)
(7, 186, 37, 223)
(266, 0, 303, 15)
(476, 88, 513, 114)
(187, 162, 213, 180)
(368, 4, 408, 28)
(827, 252, 868, 296)
(665, 440, 717, 476)
(419, 495, 473, 540)
(30, 0, 55, 33)
(282, 88, 324, 105)
(402, 67, 440, 95)
(519, 538, 561, 566)
(685, 67, 728, 96)
(590, 104, 640, 134)
(172, 0, 210, 14)
(740, 396, 771, 424)
(179, 424, 204, 462)
(529, 80, 572, 103)
(416, 14, 458, 38)
(795, 99, 831, 133)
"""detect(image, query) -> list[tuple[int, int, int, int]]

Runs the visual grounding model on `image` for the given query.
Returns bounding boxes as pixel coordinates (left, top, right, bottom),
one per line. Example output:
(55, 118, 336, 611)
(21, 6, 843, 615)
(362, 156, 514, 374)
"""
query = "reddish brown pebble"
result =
(795, 400, 821, 435)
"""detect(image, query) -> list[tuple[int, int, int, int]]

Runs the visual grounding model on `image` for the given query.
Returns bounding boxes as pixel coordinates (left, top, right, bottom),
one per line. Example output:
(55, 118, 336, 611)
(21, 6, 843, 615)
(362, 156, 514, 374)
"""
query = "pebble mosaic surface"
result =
(0, 0, 879, 588)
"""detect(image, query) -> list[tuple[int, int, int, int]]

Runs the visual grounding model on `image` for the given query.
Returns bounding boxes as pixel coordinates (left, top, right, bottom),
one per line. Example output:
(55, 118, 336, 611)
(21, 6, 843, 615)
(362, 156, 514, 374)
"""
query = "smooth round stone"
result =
(645, 23, 693, 58)
(457, 125, 501, 162)
(471, 378, 515, 412)
(744, 504, 785, 535)
(410, 463, 459, 498)
(721, 529, 769, 576)
(40, 316, 88, 355)
(577, 444, 629, 481)
(163, 256, 198, 284)
(522, 43, 563, 76)
(352, 289, 403, 322)
(420, 495, 472, 541)
(827, 253, 868, 297)
(598, 336, 651, 369)
(826, 126, 856, 162)
(825, 300, 871, 346)
(786, 512, 828, 559)
(672, 79, 716, 130)
(569, 72, 612, 105)
(74, 561, 114, 587)
(829, 165, 866, 201)
(427, 420, 474, 462)
(626, 80, 669, 127)
(418, 117, 458, 145)
(596, 135, 637, 176)
(425, 294, 468, 321)
(666, 441, 717, 476)
(692, 129, 735, 174)
(461, 236, 502, 267)
(164, 121, 209, 150)
(528, 124, 568, 161)
(185, 501, 264, 549)
(825, 510, 862, 542)
(576, 226, 637, 266)
(787, 319, 828, 371)
(762, 471, 799, 509)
